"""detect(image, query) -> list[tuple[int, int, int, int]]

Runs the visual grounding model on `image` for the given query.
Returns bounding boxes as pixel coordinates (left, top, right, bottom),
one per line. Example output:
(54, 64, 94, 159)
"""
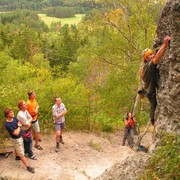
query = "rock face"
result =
(95, 153, 151, 180)
(95, 1, 180, 179)
(154, 0, 180, 141)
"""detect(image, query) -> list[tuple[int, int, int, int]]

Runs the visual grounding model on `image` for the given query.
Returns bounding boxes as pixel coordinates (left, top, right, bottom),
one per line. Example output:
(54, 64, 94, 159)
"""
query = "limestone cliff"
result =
(154, 0, 180, 140)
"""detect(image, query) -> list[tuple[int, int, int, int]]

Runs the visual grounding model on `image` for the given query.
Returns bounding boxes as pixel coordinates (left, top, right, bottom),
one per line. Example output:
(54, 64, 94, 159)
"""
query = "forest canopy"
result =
(0, 0, 165, 139)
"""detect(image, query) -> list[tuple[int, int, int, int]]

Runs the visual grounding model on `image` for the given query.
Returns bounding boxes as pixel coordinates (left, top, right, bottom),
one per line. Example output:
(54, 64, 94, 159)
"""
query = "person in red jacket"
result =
(122, 112, 136, 148)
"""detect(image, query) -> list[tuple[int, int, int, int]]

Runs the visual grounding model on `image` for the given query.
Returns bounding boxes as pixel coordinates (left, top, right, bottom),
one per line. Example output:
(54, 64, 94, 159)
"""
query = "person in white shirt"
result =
(17, 100, 37, 160)
(52, 97, 67, 152)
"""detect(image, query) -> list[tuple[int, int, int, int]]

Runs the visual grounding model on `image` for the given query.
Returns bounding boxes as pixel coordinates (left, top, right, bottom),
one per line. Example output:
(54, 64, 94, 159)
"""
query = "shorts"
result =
(55, 122, 65, 132)
(11, 137, 24, 157)
(31, 120, 40, 133)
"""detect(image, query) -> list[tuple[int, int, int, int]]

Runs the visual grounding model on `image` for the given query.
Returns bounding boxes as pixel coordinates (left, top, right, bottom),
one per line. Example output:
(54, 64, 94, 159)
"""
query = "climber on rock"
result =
(140, 35, 171, 125)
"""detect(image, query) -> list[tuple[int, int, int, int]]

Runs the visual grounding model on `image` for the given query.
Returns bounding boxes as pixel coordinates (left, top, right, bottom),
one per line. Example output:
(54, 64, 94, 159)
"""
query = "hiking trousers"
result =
(24, 137, 33, 157)
(122, 127, 134, 147)
(147, 93, 157, 122)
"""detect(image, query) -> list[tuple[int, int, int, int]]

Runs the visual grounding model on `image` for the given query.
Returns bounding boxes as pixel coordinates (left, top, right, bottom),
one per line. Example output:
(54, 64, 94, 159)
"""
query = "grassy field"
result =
(38, 14, 84, 27)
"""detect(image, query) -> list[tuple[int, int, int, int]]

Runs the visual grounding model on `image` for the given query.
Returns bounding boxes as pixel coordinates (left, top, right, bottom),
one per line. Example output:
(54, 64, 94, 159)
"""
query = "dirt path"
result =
(0, 131, 152, 180)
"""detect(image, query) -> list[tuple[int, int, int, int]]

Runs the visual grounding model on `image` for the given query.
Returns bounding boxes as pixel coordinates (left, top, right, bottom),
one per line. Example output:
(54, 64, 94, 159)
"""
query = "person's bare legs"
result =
(34, 132, 39, 146)
(55, 130, 61, 152)
(60, 129, 64, 144)
(56, 130, 61, 143)
(20, 156, 35, 173)
(14, 149, 34, 173)
(20, 156, 29, 167)
(14, 149, 28, 166)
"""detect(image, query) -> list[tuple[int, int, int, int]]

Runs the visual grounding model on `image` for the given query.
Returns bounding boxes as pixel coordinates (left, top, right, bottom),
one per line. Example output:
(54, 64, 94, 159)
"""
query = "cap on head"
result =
(142, 48, 153, 60)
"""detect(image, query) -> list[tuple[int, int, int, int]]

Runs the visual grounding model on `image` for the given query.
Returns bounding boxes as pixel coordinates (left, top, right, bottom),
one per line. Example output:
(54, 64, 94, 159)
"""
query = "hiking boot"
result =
(27, 166, 35, 173)
(60, 135, 65, 144)
(55, 143, 60, 152)
(15, 156, 21, 160)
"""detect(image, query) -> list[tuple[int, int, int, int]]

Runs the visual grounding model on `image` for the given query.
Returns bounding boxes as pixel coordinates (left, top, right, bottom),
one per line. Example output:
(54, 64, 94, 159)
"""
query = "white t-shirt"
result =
(52, 103, 66, 124)
(17, 110, 31, 130)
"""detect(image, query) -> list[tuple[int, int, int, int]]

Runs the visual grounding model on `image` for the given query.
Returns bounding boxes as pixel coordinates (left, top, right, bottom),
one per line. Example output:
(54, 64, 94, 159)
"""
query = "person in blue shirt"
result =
(4, 108, 35, 173)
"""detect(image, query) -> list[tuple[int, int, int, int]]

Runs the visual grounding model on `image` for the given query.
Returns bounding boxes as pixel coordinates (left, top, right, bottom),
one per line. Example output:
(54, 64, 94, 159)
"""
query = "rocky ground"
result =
(0, 131, 152, 180)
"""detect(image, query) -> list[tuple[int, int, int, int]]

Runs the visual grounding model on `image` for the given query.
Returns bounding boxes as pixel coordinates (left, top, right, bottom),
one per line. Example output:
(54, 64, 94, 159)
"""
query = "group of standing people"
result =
(4, 91, 67, 173)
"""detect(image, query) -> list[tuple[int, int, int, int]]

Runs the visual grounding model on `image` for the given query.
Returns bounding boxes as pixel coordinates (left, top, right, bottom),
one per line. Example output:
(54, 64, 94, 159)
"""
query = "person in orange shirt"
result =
(27, 91, 43, 150)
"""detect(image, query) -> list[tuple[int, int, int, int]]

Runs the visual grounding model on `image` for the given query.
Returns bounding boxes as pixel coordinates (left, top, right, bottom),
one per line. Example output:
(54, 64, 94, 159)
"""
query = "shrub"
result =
(140, 132, 180, 179)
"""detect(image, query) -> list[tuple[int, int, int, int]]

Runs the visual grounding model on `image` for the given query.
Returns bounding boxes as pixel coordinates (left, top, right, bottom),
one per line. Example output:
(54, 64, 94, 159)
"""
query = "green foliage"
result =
(140, 132, 180, 180)
(0, 10, 48, 31)
(138, 111, 149, 126)
(46, 7, 76, 18)
(101, 124, 113, 132)
(0, 0, 168, 142)
(0, 52, 53, 131)
(0, 0, 90, 12)
(92, 113, 116, 132)
(0, 11, 48, 61)
(45, 24, 84, 70)
(0, 0, 44, 11)
(68, 0, 164, 130)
